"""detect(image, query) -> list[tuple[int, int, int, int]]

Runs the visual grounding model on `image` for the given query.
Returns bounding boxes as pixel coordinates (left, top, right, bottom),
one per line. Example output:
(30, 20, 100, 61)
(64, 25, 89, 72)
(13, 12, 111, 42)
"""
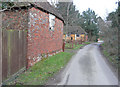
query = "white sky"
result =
(73, 0, 118, 20)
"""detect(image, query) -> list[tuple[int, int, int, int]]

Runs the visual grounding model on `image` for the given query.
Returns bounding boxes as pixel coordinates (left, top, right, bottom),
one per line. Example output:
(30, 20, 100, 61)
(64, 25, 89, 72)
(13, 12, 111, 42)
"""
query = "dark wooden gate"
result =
(2, 29, 27, 81)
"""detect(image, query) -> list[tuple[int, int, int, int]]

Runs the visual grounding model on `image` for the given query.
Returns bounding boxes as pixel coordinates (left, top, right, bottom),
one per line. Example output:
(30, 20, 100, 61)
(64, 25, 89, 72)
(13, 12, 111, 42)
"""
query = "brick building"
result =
(2, 2, 64, 69)
(27, 2, 64, 67)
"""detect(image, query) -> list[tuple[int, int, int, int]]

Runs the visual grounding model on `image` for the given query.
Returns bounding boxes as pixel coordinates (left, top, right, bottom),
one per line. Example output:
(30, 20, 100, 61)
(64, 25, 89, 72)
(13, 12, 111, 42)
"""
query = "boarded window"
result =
(49, 14, 55, 31)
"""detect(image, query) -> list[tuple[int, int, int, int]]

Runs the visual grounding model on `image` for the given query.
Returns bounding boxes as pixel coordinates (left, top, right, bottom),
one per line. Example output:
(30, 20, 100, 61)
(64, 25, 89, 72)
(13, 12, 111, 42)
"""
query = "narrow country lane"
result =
(46, 43, 118, 85)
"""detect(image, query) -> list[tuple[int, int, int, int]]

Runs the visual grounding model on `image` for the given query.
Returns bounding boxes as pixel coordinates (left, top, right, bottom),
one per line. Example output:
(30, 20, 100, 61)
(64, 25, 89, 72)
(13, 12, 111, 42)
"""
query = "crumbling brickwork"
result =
(2, 9, 28, 30)
(27, 7, 63, 67)
(2, 7, 64, 68)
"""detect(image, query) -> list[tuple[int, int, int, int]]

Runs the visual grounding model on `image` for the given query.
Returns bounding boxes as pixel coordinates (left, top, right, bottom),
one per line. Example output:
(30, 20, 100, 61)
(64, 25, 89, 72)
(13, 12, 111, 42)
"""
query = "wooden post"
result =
(72, 41, 73, 48)
(62, 41, 65, 52)
(0, 12, 2, 86)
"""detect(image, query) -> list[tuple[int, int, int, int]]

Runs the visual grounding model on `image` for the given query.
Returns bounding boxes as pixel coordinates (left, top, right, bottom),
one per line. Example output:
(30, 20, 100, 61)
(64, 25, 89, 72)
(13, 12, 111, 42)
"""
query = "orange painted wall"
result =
(80, 34, 85, 41)
(70, 34, 75, 41)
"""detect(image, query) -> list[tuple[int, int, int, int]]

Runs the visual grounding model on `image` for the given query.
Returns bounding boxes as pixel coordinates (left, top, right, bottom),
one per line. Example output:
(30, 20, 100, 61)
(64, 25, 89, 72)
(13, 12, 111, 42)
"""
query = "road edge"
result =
(98, 45, 118, 80)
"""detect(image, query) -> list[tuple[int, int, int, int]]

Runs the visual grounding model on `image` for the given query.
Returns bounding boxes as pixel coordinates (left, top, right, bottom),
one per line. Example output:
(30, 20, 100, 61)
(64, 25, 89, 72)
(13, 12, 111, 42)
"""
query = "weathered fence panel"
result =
(2, 29, 27, 81)
(2, 29, 8, 81)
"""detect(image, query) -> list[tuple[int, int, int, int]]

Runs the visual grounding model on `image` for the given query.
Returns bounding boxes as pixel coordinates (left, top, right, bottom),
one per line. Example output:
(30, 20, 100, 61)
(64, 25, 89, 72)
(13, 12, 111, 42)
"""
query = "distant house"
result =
(1, 1, 64, 78)
(63, 26, 87, 42)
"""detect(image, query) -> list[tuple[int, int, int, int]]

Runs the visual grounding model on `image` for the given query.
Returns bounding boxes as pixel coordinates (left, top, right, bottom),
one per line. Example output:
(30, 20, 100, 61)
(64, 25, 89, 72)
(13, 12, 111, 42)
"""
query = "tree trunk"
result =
(65, 2, 71, 41)
(88, 31, 92, 41)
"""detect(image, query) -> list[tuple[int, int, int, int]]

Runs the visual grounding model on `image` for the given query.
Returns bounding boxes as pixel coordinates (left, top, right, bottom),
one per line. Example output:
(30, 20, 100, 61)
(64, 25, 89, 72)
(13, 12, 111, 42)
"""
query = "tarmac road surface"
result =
(46, 43, 118, 85)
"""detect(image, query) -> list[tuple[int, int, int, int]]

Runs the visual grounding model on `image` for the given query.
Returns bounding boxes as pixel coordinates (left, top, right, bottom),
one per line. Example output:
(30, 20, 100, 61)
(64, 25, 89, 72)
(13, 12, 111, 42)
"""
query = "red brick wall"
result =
(27, 7, 63, 67)
(2, 8, 64, 68)
(2, 9, 28, 30)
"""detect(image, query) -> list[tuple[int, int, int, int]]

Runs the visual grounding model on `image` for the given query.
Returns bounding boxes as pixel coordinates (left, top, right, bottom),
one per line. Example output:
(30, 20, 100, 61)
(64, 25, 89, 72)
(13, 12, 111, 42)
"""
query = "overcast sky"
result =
(73, 0, 118, 20)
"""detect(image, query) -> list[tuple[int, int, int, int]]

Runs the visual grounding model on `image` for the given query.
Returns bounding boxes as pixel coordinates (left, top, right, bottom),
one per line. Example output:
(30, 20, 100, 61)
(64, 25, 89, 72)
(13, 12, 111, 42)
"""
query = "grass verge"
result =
(8, 52, 74, 85)
(73, 44, 84, 50)
(101, 44, 118, 68)
(65, 41, 91, 50)
(83, 42, 91, 45)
